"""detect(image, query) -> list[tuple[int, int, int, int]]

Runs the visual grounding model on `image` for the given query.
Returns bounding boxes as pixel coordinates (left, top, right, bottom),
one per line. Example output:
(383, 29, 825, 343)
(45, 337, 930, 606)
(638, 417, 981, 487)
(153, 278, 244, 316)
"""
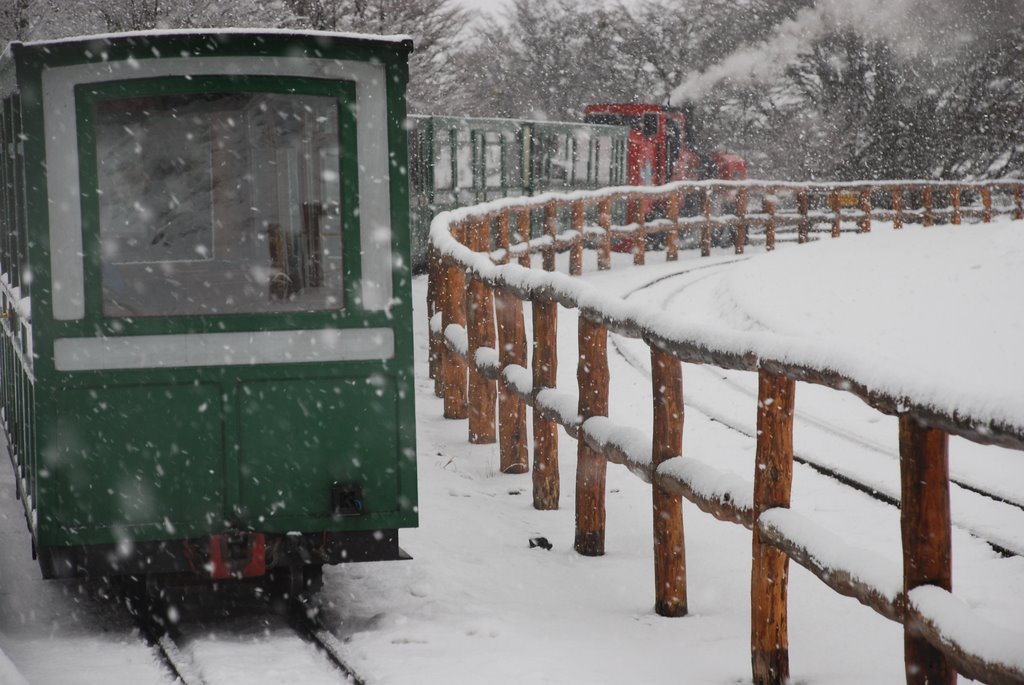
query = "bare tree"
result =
(0, 0, 32, 42)
(285, 0, 470, 113)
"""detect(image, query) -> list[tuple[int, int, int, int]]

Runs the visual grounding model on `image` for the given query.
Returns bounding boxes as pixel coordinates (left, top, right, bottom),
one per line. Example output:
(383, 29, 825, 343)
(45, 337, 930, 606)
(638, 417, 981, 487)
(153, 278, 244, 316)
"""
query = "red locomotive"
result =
(584, 104, 747, 248)
(584, 103, 747, 188)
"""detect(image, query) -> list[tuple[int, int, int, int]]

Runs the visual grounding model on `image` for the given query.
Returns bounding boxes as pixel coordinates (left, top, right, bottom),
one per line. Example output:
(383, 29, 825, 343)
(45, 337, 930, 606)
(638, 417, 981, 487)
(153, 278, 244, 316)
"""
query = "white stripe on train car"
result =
(42, 54, 394, 321)
(53, 327, 395, 371)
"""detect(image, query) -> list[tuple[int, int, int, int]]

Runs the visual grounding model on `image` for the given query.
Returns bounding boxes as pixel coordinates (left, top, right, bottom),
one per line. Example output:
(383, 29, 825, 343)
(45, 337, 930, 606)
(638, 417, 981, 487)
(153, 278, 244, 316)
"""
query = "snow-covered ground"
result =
(1, 221, 1022, 683)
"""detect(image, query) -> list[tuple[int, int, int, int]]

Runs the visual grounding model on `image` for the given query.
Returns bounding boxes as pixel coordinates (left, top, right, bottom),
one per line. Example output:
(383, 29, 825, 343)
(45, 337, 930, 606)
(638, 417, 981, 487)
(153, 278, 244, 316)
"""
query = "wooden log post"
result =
(859, 188, 872, 233)
(544, 202, 558, 272)
(532, 298, 559, 510)
(797, 189, 810, 244)
(830, 188, 842, 238)
(517, 208, 532, 267)
(575, 315, 609, 556)
(923, 186, 934, 227)
(570, 200, 585, 276)
(597, 197, 613, 270)
(666, 192, 680, 261)
(981, 185, 993, 223)
(735, 187, 748, 254)
(899, 415, 954, 685)
(751, 370, 796, 685)
(701, 188, 713, 257)
(1013, 185, 1023, 220)
(496, 211, 528, 474)
(764, 195, 777, 251)
(442, 223, 469, 420)
(651, 347, 686, 617)
(467, 217, 497, 444)
(950, 186, 962, 225)
(634, 196, 648, 266)
(893, 187, 904, 229)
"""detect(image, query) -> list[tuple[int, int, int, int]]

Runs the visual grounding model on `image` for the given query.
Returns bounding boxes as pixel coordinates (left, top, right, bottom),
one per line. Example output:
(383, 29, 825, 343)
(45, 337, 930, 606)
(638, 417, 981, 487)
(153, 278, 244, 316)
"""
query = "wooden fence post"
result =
(598, 197, 613, 270)
(701, 188, 713, 257)
(735, 188, 748, 254)
(899, 415, 954, 685)
(544, 202, 558, 272)
(467, 217, 497, 444)
(764, 195, 777, 251)
(950, 186, 962, 225)
(981, 186, 993, 223)
(651, 347, 686, 617)
(893, 187, 904, 229)
(634, 196, 647, 266)
(517, 208, 532, 267)
(442, 223, 469, 420)
(666, 192, 680, 261)
(797, 189, 810, 243)
(859, 188, 872, 233)
(496, 211, 529, 473)
(532, 298, 559, 510)
(1014, 184, 1023, 220)
(570, 200, 585, 276)
(923, 186, 934, 227)
(830, 188, 842, 238)
(575, 315, 609, 556)
(751, 370, 796, 685)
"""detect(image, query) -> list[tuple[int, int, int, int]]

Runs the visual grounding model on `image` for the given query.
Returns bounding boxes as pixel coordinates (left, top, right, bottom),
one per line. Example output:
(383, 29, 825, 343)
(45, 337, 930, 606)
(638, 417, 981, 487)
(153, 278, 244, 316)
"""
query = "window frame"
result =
(74, 74, 361, 330)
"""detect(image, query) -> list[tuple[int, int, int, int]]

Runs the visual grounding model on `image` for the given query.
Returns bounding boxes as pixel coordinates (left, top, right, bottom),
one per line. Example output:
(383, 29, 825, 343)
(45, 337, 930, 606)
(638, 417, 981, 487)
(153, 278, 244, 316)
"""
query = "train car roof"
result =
(1, 28, 414, 65)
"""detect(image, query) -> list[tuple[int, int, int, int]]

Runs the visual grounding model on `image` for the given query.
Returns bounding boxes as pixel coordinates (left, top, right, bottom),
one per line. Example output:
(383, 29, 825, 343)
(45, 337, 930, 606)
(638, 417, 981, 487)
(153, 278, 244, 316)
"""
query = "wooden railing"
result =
(425, 178, 1024, 685)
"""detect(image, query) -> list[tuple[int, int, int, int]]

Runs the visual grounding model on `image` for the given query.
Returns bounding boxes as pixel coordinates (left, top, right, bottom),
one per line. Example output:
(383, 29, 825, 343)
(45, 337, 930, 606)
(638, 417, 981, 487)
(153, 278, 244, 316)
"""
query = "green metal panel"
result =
(237, 375, 401, 524)
(40, 382, 225, 545)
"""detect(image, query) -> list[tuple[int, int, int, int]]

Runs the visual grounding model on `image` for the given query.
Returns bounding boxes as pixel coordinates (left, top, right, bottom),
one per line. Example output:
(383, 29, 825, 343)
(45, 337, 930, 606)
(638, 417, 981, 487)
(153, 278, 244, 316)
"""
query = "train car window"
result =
(504, 130, 523, 189)
(93, 89, 345, 317)
(484, 132, 503, 188)
(433, 129, 454, 190)
(549, 133, 571, 186)
(596, 136, 613, 185)
(573, 131, 592, 184)
(456, 128, 474, 189)
(0, 102, 9, 282)
(666, 119, 682, 178)
(643, 113, 659, 138)
(584, 113, 642, 129)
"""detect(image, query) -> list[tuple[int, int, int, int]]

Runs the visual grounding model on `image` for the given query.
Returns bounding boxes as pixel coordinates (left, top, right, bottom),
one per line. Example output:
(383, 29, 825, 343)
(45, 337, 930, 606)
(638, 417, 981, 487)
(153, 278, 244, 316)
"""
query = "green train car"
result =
(0, 30, 418, 589)
(408, 115, 628, 269)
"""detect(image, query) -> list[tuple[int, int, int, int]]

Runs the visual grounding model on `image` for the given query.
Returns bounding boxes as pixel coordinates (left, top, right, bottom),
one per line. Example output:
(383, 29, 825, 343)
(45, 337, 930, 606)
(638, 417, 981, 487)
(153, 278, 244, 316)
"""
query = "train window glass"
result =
(484, 132, 503, 188)
(643, 113, 659, 138)
(433, 129, 453, 190)
(0, 103, 9, 282)
(596, 137, 612, 185)
(573, 132, 592, 184)
(456, 128, 474, 189)
(504, 130, 522, 188)
(584, 113, 642, 129)
(666, 119, 682, 178)
(547, 133, 571, 186)
(94, 90, 344, 317)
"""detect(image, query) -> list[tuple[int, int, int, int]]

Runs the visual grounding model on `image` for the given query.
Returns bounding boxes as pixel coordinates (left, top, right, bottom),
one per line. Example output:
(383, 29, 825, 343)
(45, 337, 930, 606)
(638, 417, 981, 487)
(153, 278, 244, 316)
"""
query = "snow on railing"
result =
(425, 178, 1024, 685)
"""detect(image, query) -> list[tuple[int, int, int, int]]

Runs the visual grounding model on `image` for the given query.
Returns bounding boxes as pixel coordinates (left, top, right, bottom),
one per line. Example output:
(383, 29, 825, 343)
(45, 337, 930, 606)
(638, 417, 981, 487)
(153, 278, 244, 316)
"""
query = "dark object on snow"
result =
(529, 537, 553, 551)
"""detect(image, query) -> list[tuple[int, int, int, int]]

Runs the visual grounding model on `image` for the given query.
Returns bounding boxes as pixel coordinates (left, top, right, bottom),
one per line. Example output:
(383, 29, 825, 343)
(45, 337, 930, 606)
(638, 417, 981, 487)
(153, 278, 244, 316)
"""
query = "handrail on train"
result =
(425, 178, 1024, 685)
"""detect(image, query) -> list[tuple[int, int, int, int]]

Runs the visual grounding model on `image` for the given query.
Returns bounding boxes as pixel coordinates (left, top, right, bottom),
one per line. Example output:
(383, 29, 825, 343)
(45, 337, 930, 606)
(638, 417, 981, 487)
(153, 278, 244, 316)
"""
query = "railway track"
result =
(122, 581, 366, 685)
(607, 259, 1024, 557)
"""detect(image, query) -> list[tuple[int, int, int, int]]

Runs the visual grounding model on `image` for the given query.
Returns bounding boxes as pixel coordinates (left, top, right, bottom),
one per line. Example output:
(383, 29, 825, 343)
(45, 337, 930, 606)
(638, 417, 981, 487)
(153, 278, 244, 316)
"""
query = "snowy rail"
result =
(426, 178, 1024, 685)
